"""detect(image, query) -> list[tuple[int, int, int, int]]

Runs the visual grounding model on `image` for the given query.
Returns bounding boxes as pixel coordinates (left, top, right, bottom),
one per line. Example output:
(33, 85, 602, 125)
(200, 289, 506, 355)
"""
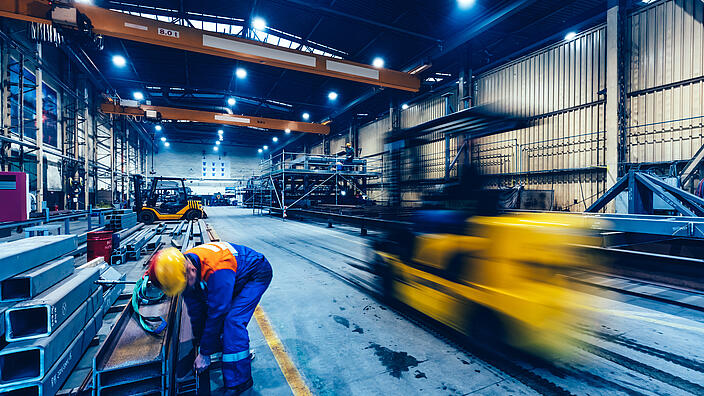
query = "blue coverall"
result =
(183, 243, 273, 391)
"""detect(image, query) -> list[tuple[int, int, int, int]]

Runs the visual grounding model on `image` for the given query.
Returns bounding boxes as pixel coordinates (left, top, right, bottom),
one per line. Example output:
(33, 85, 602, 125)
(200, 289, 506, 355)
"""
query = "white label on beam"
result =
(325, 60, 379, 80)
(215, 114, 251, 124)
(158, 27, 180, 38)
(203, 34, 316, 67)
(124, 22, 148, 31)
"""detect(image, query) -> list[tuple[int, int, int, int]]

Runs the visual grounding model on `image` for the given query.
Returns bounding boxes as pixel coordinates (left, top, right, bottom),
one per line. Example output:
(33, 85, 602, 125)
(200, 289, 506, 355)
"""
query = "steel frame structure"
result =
(246, 151, 381, 215)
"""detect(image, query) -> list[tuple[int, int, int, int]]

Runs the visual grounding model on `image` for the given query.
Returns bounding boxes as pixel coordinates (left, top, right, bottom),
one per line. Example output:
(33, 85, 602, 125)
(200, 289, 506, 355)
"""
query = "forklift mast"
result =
(133, 175, 145, 212)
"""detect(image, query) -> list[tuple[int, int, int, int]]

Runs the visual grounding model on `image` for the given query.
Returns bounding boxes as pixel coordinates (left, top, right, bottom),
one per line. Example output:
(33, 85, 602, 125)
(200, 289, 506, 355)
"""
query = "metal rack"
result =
(245, 151, 382, 216)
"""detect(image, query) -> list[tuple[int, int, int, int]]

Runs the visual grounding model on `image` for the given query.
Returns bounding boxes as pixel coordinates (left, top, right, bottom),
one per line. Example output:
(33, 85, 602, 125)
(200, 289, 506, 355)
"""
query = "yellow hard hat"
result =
(147, 247, 187, 296)
(346, 142, 351, 147)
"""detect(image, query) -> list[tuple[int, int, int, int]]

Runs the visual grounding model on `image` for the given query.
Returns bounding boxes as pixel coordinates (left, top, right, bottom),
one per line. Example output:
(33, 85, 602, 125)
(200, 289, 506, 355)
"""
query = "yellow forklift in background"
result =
(133, 175, 204, 224)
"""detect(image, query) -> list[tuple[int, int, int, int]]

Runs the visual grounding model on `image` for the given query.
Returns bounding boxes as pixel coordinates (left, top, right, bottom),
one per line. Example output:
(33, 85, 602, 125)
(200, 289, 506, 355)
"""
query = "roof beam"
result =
(99, 100, 330, 134)
(0, 1, 419, 91)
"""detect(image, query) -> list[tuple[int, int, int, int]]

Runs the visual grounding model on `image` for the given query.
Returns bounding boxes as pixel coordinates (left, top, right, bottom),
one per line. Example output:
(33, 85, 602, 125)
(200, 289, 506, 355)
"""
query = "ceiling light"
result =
(112, 55, 126, 67)
(458, 0, 476, 9)
(236, 68, 247, 79)
(227, 97, 236, 106)
(164, 142, 170, 147)
(302, 112, 310, 120)
(285, 128, 291, 134)
(252, 17, 267, 31)
(565, 31, 577, 41)
(402, 104, 409, 110)
(263, 145, 269, 150)
(372, 57, 384, 68)
(218, 129, 224, 135)
(216, 141, 221, 145)
(155, 125, 162, 131)
(213, 146, 219, 152)
(258, 148, 263, 153)
(133, 91, 144, 100)
(328, 91, 338, 101)
(219, 136, 223, 141)
(273, 137, 278, 143)
(340, 190, 346, 196)
(160, 137, 166, 142)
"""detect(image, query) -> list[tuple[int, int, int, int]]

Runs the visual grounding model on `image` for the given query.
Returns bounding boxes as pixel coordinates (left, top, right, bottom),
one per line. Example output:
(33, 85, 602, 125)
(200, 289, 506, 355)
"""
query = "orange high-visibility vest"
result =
(186, 242, 238, 283)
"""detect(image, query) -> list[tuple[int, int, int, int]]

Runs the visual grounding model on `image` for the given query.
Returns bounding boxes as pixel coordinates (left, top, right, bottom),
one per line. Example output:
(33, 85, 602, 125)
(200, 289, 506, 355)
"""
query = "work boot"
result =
(225, 378, 253, 396)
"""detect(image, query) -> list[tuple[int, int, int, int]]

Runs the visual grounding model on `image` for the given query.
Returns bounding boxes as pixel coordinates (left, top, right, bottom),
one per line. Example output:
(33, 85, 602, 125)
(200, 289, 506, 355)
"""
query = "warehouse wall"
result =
(473, 25, 607, 210)
(334, 0, 704, 211)
(627, 0, 704, 164)
(151, 142, 260, 195)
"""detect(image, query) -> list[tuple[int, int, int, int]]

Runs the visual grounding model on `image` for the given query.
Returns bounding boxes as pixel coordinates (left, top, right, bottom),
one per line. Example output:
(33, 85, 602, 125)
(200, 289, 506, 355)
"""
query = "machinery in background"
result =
(0, 172, 29, 222)
(372, 211, 599, 358)
(133, 175, 204, 224)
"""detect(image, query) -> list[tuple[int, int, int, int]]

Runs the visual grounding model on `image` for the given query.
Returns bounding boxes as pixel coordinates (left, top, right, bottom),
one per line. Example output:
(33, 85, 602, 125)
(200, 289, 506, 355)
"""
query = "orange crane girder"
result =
(0, 1, 420, 91)
(99, 102, 330, 135)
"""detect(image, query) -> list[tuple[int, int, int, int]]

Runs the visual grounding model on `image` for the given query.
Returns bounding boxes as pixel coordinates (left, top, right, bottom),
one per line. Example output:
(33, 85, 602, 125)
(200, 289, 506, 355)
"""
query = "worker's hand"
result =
(194, 353, 211, 373)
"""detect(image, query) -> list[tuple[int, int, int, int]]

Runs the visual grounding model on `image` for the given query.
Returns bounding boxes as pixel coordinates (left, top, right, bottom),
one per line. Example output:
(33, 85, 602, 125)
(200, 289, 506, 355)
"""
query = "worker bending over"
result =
(147, 243, 273, 395)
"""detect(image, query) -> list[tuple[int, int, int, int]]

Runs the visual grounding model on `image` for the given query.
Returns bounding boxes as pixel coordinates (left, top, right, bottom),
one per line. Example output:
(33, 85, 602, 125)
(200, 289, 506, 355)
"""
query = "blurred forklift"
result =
(133, 175, 205, 224)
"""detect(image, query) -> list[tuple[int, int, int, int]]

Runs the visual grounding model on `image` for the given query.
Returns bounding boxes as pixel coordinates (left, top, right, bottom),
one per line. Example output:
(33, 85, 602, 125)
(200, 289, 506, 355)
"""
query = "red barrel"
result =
(87, 230, 113, 262)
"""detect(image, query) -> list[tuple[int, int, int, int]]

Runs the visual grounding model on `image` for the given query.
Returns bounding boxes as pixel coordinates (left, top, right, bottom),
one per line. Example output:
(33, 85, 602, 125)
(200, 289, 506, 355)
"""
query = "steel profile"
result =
(0, 288, 103, 385)
(0, 257, 75, 302)
(0, 308, 103, 396)
(0, 235, 76, 282)
(93, 295, 181, 395)
(5, 267, 100, 342)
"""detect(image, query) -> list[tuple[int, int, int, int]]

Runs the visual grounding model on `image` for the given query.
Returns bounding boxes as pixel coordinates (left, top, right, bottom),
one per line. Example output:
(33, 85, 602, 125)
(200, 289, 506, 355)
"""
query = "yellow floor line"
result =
(254, 306, 313, 396)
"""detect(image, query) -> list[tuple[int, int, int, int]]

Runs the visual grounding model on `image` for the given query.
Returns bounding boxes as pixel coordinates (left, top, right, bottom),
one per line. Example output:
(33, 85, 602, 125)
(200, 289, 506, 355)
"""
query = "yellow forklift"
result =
(133, 175, 204, 224)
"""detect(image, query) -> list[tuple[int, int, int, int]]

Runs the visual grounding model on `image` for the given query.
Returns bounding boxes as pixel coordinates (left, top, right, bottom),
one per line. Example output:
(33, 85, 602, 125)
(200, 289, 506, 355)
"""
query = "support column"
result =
(35, 44, 43, 213)
(605, 0, 624, 212)
(1, 41, 11, 172)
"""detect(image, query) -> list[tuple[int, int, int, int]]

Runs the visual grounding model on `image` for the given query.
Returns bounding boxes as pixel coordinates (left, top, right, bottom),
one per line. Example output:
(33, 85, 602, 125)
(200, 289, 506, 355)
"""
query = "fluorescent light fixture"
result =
(263, 145, 269, 150)
(160, 137, 166, 142)
(402, 104, 409, 110)
(458, 0, 475, 9)
(328, 91, 338, 101)
(213, 146, 219, 152)
(236, 68, 247, 79)
(133, 91, 144, 100)
(252, 17, 266, 31)
(302, 112, 310, 120)
(258, 148, 263, 153)
(218, 129, 224, 135)
(285, 128, 291, 134)
(216, 141, 221, 145)
(372, 57, 384, 68)
(272, 137, 278, 143)
(565, 31, 577, 41)
(219, 136, 223, 141)
(112, 55, 126, 67)
(227, 97, 236, 106)
(155, 125, 162, 131)
(164, 142, 170, 147)
(340, 190, 346, 196)
(409, 63, 431, 75)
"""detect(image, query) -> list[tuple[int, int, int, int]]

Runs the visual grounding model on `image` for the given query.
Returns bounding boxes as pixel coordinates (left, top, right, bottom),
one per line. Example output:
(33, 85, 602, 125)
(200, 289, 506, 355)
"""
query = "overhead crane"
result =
(0, 0, 420, 92)
(100, 99, 330, 134)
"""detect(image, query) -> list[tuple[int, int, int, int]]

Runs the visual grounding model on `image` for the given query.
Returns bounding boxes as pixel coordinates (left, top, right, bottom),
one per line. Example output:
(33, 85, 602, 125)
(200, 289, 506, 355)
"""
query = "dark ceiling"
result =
(83, 0, 611, 149)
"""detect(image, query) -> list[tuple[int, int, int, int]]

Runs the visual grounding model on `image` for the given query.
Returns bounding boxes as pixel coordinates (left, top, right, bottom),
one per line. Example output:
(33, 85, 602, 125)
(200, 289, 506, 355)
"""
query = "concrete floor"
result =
(205, 207, 704, 396)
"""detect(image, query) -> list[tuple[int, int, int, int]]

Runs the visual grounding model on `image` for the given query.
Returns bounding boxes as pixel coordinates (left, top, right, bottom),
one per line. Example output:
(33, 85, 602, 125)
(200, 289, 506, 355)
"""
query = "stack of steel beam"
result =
(123, 227, 158, 260)
(0, 235, 109, 395)
(107, 210, 138, 230)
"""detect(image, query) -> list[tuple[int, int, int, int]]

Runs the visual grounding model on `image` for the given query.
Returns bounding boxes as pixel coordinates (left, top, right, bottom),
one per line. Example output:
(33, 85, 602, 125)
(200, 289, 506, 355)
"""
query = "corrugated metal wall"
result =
(627, 0, 704, 164)
(472, 26, 608, 209)
(358, 116, 389, 158)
